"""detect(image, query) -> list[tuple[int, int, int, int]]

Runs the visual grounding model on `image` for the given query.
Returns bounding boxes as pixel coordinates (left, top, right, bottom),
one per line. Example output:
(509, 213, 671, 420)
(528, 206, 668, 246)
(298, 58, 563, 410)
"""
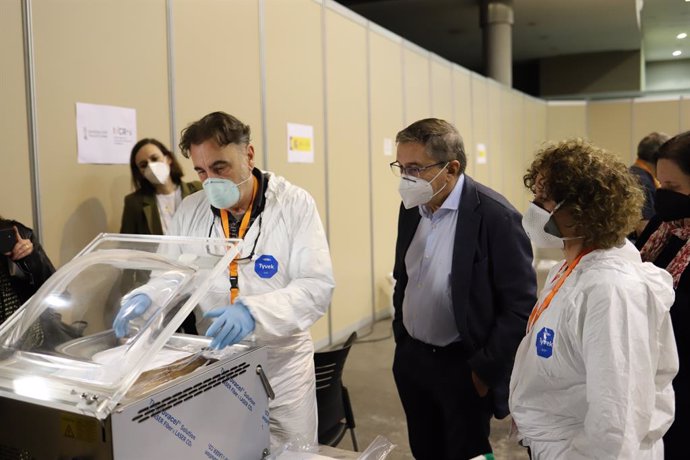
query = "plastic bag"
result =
(356, 435, 396, 460)
(271, 435, 396, 460)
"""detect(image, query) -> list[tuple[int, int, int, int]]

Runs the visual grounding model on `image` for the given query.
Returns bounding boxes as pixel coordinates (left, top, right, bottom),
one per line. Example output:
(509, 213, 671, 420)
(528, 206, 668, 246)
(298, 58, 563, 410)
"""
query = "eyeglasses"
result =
(235, 213, 262, 263)
(389, 161, 446, 178)
(206, 212, 263, 261)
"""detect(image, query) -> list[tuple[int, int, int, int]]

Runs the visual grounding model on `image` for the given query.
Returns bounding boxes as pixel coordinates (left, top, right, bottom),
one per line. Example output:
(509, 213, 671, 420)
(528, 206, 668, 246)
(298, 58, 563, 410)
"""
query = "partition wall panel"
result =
(682, 96, 690, 131)
(546, 101, 587, 142)
(368, 27, 404, 316)
(263, 0, 328, 341)
(32, 0, 170, 265)
(172, 0, 263, 168)
(402, 45, 431, 125)
(0, 0, 33, 226)
(504, 90, 526, 208)
(430, 56, 453, 122)
(324, 8, 373, 336)
(632, 98, 682, 155)
(470, 75, 489, 185)
(263, 0, 325, 212)
(587, 100, 633, 164)
(487, 82, 504, 193)
(488, 82, 506, 195)
(522, 96, 547, 212)
(452, 67, 474, 178)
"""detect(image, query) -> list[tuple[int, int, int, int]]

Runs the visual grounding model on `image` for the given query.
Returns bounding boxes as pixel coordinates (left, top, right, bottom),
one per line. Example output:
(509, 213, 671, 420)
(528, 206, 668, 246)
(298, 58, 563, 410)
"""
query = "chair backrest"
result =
(313, 331, 357, 436)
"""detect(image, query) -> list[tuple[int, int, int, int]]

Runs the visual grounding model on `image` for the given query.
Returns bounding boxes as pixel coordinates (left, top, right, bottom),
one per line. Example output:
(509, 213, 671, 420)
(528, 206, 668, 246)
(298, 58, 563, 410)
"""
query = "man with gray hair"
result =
(390, 118, 536, 459)
(630, 132, 670, 239)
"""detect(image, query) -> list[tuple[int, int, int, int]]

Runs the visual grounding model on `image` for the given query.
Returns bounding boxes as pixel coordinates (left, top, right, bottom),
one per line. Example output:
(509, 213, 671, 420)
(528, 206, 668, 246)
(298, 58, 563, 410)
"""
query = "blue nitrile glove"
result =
(113, 293, 152, 338)
(204, 302, 256, 349)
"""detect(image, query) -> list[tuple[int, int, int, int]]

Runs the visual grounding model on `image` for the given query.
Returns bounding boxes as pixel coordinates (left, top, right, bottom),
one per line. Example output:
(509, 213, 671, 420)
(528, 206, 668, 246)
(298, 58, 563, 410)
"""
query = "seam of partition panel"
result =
(165, 0, 177, 152)
(469, 74, 475, 173)
(401, 42, 407, 125)
(428, 57, 433, 115)
(258, 0, 269, 169)
(22, 0, 42, 242)
(630, 99, 635, 163)
(365, 23, 376, 325)
(495, 82, 501, 192)
(545, 98, 551, 140)
(450, 64, 456, 127)
(585, 97, 589, 140)
(485, 78, 492, 188)
(320, 0, 333, 346)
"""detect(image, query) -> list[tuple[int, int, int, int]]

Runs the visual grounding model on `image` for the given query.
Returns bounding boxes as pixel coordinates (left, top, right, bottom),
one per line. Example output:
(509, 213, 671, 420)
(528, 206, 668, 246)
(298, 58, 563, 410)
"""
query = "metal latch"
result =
(256, 365, 275, 400)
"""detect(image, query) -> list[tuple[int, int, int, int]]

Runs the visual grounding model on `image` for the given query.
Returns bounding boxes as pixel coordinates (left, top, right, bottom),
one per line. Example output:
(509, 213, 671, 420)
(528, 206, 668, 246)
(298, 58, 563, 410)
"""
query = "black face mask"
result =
(655, 188, 690, 222)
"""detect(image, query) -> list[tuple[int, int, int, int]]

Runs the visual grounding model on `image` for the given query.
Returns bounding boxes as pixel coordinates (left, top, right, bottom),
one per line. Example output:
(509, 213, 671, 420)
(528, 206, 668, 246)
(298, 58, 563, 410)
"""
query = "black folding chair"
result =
(313, 331, 359, 451)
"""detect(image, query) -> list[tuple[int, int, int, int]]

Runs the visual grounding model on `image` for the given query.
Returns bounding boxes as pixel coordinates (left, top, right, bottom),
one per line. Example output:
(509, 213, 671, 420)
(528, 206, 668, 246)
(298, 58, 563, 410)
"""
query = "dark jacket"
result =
(392, 175, 537, 418)
(630, 165, 656, 220)
(636, 216, 689, 409)
(0, 219, 55, 305)
(120, 181, 202, 235)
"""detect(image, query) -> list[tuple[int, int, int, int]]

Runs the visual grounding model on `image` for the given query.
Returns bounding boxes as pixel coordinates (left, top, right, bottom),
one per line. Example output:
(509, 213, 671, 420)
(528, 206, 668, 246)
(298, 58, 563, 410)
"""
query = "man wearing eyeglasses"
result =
(390, 118, 536, 459)
(114, 111, 335, 448)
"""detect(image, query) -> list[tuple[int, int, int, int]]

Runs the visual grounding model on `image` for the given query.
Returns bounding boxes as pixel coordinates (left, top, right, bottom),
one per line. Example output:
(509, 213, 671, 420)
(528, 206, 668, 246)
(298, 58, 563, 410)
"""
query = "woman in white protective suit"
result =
(114, 112, 335, 447)
(510, 139, 679, 459)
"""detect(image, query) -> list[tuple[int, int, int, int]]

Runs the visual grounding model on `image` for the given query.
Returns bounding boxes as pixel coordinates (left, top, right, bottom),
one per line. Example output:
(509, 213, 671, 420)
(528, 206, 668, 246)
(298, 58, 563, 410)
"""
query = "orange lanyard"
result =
(634, 159, 661, 189)
(220, 176, 258, 302)
(527, 248, 594, 333)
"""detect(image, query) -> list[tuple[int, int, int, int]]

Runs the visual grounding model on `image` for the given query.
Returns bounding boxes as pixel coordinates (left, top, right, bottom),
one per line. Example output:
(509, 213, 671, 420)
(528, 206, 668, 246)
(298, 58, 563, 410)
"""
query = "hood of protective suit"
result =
(577, 239, 675, 314)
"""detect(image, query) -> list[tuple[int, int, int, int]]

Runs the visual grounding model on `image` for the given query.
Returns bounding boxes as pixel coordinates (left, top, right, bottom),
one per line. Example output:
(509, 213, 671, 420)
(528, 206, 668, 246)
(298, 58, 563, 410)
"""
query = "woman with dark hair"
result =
(120, 138, 202, 234)
(510, 139, 678, 459)
(0, 217, 55, 324)
(637, 130, 690, 459)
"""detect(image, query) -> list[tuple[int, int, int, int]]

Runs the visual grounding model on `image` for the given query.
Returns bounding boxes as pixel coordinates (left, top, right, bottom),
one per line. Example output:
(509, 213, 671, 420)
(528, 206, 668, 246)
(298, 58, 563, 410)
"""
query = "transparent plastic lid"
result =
(0, 234, 241, 419)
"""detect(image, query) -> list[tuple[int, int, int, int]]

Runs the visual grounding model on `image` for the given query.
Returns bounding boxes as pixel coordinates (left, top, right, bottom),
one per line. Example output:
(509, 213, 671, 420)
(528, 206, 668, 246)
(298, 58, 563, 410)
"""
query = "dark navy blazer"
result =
(393, 174, 537, 418)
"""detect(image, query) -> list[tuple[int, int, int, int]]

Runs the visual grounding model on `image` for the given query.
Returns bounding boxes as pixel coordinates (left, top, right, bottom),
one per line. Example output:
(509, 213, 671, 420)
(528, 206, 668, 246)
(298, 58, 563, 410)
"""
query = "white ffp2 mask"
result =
(522, 202, 564, 248)
(143, 161, 171, 185)
(397, 164, 448, 209)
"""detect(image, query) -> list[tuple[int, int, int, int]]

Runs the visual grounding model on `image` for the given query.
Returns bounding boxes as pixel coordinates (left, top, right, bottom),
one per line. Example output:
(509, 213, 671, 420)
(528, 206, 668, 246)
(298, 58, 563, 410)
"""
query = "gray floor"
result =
(337, 320, 529, 460)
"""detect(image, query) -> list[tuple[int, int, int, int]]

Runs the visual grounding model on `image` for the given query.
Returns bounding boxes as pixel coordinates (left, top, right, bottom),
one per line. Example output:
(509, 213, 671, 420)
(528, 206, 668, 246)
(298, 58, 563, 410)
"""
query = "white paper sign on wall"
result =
(76, 102, 137, 164)
(287, 123, 314, 164)
(476, 143, 488, 165)
(383, 138, 394, 156)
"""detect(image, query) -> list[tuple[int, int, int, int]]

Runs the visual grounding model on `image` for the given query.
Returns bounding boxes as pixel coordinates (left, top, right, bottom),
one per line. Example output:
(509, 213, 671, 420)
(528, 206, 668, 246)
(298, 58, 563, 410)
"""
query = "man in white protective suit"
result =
(114, 111, 335, 447)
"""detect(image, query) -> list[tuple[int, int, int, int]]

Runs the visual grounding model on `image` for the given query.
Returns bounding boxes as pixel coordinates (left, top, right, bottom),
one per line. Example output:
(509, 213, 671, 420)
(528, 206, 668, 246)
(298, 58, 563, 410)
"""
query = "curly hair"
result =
(524, 139, 644, 249)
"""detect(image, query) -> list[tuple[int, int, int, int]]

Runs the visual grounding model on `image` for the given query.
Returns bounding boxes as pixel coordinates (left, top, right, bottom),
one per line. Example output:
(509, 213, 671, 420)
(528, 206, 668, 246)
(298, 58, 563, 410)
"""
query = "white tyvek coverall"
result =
(168, 171, 335, 446)
(509, 240, 678, 459)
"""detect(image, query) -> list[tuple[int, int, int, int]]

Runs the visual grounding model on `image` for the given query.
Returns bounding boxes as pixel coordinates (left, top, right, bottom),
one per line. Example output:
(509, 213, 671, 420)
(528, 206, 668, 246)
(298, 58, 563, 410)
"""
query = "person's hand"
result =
(204, 301, 255, 349)
(113, 293, 152, 338)
(9, 226, 33, 261)
(471, 370, 489, 397)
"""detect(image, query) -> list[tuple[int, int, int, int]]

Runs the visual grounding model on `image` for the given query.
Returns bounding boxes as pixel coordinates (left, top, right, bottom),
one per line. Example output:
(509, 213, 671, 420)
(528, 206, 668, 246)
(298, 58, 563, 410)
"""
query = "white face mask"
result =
(522, 201, 582, 249)
(143, 161, 171, 186)
(398, 164, 448, 209)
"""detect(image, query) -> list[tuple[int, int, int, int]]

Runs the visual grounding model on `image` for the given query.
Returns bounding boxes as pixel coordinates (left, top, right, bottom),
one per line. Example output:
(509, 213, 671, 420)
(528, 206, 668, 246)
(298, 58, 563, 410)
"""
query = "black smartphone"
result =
(0, 228, 17, 253)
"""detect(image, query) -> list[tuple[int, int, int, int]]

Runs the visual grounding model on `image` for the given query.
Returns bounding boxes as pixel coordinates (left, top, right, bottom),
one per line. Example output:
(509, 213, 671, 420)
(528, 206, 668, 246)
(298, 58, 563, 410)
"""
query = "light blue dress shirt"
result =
(402, 174, 465, 346)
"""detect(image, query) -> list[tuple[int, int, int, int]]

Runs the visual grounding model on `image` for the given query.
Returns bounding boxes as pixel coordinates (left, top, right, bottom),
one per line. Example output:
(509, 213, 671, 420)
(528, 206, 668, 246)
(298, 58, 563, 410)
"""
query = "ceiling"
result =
(335, 0, 690, 73)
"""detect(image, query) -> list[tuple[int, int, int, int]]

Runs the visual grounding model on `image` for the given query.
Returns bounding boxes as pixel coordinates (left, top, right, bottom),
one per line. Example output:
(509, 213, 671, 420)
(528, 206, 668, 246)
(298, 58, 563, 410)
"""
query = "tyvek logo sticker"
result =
(535, 327, 554, 358)
(255, 255, 278, 279)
